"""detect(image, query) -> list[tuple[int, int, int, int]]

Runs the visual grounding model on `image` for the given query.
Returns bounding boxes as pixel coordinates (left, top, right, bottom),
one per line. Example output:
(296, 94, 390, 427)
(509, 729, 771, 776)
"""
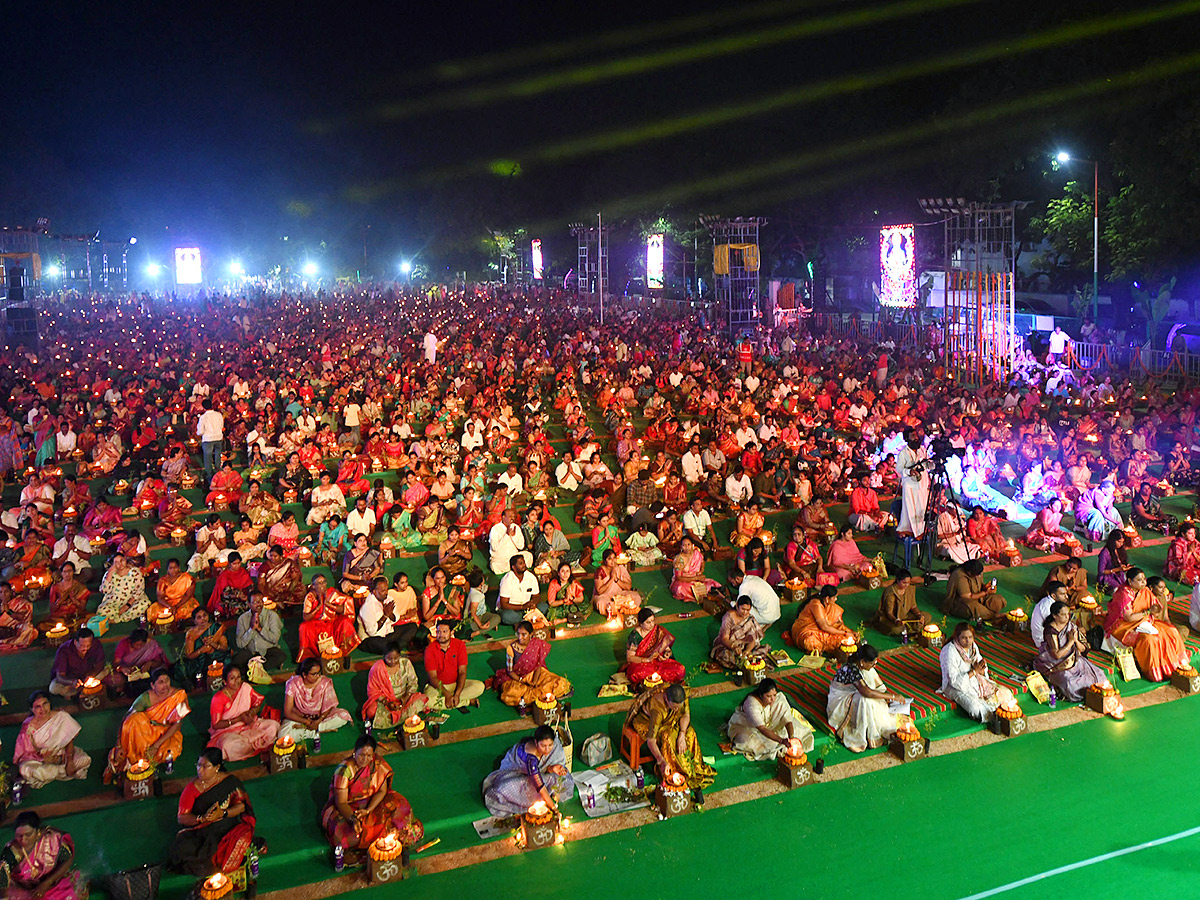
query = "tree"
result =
(1132, 277, 1174, 348)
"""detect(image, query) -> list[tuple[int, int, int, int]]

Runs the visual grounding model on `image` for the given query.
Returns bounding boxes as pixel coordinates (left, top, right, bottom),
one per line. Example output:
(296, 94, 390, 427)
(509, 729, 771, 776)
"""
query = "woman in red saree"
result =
(46, 563, 90, 627)
(206, 462, 244, 507)
(321, 735, 424, 865)
(208, 552, 255, 620)
(624, 609, 686, 686)
(1103, 569, 1189, 681)
(495, 621, 573, 708)
(167, 748, 259, 876)
(1, 812, 86, 900)
(966, 507, 1007, 562)
(1165, 523, 1200, 584)
(1022, 498, 1069, 552)
(298, 575, 360, 660)
(335, 450, 370, 496)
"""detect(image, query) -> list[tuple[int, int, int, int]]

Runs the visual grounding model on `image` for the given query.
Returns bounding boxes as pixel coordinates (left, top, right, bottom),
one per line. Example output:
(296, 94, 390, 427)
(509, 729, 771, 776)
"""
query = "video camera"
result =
(930, 434, 965, 464)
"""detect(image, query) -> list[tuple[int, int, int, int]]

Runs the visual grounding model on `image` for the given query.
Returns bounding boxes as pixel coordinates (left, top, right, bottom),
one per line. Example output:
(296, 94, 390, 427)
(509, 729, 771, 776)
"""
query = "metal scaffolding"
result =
(700, 216, 767, 338)
(919, 199, 1018, 383)
(569, 220, 609, 302)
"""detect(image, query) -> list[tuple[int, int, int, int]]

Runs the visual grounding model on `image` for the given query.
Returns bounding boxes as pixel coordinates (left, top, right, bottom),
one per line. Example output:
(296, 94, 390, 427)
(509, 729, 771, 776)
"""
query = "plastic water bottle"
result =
(333, 845, 344, 872)
(314, 733, 322, 753)
(246, 846, 259, 898)
(518, 697, 527, 717)
(900, 627, 909, 645)
(165, 752, 174, 775)
(1048, 687, 1057, 709)
(364, 720, 372, 737)
(11, 779, 23, 806)
(249, 846, 259, 880)
(635, 767, 644, 790)
(585, 784, 595, 809)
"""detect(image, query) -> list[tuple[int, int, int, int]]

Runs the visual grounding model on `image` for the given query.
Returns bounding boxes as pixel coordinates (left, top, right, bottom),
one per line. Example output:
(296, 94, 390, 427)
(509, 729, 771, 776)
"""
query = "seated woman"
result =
(625, 609, 686, 686)
(966, 506, 1007, 562)
(671, 536, 720, 603)
(797, 499, 832, 540)
(495, 621, 573, 709)
(657, 508, 685, 558)
(108, 667, 190, 776)
(363, 642, 426, 731)
(179, 607, 230, 685)
(339, 532, 382, 595)
(593, 548, 643, 618)
(45, 562, 91, 629)
(257, 544, 305, 608)
(868, 569, 930, 636)
(782, 524, 824, 582)
(1131, 482, 1175, 534)
(0, 811, 86, 900)
(315, 514, 350, 566)
(731, 500, 766, 548)
(624, 683, 716, 790)
(727, 677, 814, 760)
(13, 692, 91, 789)
(737, 536, 781, 587)
(1166, 523, 1200, 584)
(1074, 479, 1123, 542)
(939, 623, 1018, 721)
(934, 500, 981, 564)
(96, 553, 150, 624)
(1034, 601, 1109, 703)
(148, 557, 198, 626)
(208, 663, 280, 762)
(208, 552, 254, 621)
(206, 461, 245, 508)
(231, 515, 268, 562)
(483, 724, 574, 817)
(826, 524, 869, 583)
(627, 521, 665, 567)
(943, 558, 1007, 623)
(80, 496, 122, 540)
(1096, 530, 1131, 594)
(827, 645, 909, 752)
(167, 748, 259, 876)
(334, 450, 370, 497)
(322, 735, 424, 865)
(790, 586, 856, 653)
(1016, 461, 1057, 512)
(1022, 498, 1069, 552)
(438, 525, 475, 579)
(299, 575, 360, 661)
(711, 595, 774, 670)
(266, 510, 301, 559)
(415, 498, 449, 546)
(280, 658, 353, 742)
(589, 511, 623, 568)
(547, 563, 587, 618)
(239, 480, 282, 529)
(1104, 570, 1190, 682)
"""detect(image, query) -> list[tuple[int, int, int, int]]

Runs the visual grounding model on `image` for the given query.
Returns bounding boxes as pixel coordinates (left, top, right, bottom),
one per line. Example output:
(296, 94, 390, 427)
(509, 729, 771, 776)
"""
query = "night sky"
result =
(5, 0, 1200, 276)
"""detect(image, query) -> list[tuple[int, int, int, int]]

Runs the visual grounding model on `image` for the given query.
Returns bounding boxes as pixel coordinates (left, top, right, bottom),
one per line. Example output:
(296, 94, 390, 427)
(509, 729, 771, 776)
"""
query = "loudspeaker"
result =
(5, 266, 24, 305)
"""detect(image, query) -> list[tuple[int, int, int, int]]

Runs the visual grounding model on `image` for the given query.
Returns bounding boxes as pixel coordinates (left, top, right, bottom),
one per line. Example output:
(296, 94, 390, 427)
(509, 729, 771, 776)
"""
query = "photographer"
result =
(896, 428, 930, 537)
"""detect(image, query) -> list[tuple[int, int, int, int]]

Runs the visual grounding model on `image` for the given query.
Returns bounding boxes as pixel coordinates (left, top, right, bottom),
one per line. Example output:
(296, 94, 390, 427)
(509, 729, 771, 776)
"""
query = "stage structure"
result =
(569, 220, 610, 309)
(0, 225, 130, 293)
(701, 216, 766, 338)
(919, 199, 1017, 383)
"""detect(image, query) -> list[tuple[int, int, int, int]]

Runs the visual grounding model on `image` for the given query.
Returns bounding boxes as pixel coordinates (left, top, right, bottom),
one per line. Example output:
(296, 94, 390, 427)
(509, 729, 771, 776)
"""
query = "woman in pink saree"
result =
(826, 524, 868, 583)
(1022, 498, 1069, 552)
(208, 664, 279, 761)
(279, 659, 353, 742)
(1, 812, 86, 900)
(670, 535, 720, 602)
(81, 497, 122, 539)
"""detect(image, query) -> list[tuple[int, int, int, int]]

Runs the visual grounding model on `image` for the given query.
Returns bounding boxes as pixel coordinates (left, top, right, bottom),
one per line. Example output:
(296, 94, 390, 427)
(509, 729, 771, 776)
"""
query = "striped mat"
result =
(775, 646, 958, 735)
(1166, 598, 1200, 654)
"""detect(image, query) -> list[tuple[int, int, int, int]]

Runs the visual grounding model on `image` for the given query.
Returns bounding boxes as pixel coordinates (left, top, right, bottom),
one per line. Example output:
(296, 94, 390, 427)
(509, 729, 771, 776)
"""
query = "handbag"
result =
(107, 863, 162, 900)
(580, 733, 611, 767)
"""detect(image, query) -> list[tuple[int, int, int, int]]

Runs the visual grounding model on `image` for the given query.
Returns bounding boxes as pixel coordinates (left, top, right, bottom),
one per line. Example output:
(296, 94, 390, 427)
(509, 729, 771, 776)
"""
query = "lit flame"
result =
(406, 714, 422, 727)
(528, 800, 551, 816)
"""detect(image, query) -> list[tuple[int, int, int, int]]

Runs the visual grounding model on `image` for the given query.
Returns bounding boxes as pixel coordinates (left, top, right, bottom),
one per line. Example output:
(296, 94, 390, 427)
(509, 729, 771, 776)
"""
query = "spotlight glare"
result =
(146, 263, 162, 277)
(1055, 151, 1071, 163)
(302, 261, 318, 276)
(400, 260, 413, 275)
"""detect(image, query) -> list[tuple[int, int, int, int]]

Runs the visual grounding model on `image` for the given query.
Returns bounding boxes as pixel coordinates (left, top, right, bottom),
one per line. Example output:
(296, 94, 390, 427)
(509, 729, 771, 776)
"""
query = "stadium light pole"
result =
(1055, 151, 1099, 323)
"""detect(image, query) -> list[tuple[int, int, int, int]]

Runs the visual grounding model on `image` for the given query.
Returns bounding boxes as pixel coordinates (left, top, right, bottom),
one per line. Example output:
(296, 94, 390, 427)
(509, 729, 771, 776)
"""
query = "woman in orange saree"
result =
(110, 668, 190, 774)
(1103, 570, 1189, 682)
(321, 736, 424, 865)
(205, 462, 244, 507)
(148, 558, 199, 624)
(790, 586, 856, 652)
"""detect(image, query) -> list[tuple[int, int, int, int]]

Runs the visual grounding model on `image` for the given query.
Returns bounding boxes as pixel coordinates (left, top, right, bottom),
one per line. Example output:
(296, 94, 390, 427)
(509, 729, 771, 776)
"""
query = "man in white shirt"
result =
(556, 452, 582, 491)
(702, 441, 726, 476)
(681, 446, 705, 485)
(1047, 325, 1070, 363)
(358, 575, 418, 654)
(52, 522, 95, 581)
(346, 496, 377, 538)
(736, 573, 781, 627)
(498, 556, 546, 626)
(343, 400, 362, 446)
(488, 510, 531, 574)
(196, 399, 225, 480)
(743, 372, 761, 395)
(423, 329, 438, 363)
(54, 422, 77, 456)
(725, 466, 753, 505)
(682, 498, 717, 551)
(734, 421, 757, 448)
(497, 463, 523, 497)
(1031, 581, 1068, 648)
(461, 421, 484, 451)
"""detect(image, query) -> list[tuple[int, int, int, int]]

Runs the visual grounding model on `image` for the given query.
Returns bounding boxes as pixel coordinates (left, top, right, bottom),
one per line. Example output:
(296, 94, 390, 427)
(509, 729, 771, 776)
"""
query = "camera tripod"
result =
(919, 458, 978, 574)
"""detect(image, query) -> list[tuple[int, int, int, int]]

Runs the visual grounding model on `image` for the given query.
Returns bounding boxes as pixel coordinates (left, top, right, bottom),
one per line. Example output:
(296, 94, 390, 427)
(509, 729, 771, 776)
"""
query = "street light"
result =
(399, 260, 412, 275)
(1054, 150, 1099, 323)
(45, 265, 61, 278)
(146, 263, 162, 277)
(302, 261, 318, 277)
(229, 261, 245, 277)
